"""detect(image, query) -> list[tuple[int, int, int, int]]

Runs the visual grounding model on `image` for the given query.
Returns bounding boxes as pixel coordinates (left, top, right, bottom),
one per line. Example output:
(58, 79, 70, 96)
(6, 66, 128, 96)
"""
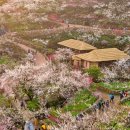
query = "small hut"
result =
(57, 39, 96, 53)
(72, 48, 130, 69)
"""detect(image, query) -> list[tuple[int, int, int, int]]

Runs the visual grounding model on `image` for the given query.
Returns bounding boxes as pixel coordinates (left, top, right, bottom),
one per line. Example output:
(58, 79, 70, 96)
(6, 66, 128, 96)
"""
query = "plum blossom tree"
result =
(102, 58, 130, 82)
(0, 60, 89, 100)
(0, 59, 90, 129)
(0, 107, 26, 130)
(54, 48, 74, 61)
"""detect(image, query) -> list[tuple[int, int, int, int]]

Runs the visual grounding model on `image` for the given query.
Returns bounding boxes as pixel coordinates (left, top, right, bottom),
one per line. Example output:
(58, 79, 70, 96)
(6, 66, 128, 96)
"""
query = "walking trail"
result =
(85, 90, 130, 127)
(14, 43, 46, 65)
(0, 34, 46, 65)
(48, 16, 130, 35)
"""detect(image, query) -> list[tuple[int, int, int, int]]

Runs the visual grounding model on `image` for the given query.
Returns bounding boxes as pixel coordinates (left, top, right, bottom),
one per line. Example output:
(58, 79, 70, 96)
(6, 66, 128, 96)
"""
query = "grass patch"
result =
(98, 82, 130, 91)
(63, 89, 96, 116)
(27, 98, 40, 111)
(0, 55, 19, 68)
(0, 55, 10, 64)
(49, 108, 60, 117)
(124, 101, 130, 106)
(0, 94, 11, 107)
(0, 43, 26, 67)
(0, 43, 26, 59)
(5, 20, 60, 32)
(44, 118, 58, 126)
(90, 82, 130, 93)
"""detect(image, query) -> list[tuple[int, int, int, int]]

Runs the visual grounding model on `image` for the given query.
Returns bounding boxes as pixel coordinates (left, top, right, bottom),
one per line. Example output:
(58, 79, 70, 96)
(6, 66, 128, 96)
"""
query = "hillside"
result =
(0, 0, 130, 130)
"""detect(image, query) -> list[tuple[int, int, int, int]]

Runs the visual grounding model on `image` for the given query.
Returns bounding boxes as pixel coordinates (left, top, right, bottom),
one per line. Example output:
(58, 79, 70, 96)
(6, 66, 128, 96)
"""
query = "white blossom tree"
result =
(54, 48, 74, 61)
(0, 59, 90, 129)
(102, 58, 130, 82)
(0, 60, 89, 102)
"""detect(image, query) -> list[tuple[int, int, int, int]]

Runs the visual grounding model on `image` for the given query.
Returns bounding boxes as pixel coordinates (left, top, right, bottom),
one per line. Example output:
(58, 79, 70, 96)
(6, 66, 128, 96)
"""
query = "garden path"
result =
(61, 22, 130, 35)
(48, 16, 130, 35)
(83, 90, 130, 126)
(0, 34, 46, 65)
(13, 42, 46, 65)
(16, 19, 130, 38)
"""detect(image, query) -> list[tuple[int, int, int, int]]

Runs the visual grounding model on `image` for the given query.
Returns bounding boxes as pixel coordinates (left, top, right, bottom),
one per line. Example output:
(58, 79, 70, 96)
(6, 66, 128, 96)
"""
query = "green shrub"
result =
(0, 56, 10, 64)
(49, 108, 60, 117)
(46, 96, 66, 108)
(85, 66, 103, 82)
(27, 98, 40, 111)
(0, 94, 11, 107)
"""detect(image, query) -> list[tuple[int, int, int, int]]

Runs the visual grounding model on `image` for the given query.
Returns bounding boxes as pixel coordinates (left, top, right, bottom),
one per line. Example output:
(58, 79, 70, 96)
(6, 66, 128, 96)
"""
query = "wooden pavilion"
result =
(57, 39, 96, 53)
(72, 48, 130, 69)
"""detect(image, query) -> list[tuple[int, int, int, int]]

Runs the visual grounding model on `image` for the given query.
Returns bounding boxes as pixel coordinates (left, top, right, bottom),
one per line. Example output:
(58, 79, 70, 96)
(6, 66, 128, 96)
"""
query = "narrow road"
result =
(14, 42, 46, 65)
(48, 18, 130, 35)
(0, 34, 46, 66)
(84, 90, 130, 127)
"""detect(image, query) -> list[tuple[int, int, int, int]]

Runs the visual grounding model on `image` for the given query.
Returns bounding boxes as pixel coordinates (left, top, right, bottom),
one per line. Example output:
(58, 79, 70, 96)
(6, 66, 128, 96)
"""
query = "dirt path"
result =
(48, 17, 130, 35)
(94, 90, 120, 107)
(14, 42, 46, 65)
(21, 21, 130, 38)
(85, 90, 130, 127)
(0, 34, 46, 66)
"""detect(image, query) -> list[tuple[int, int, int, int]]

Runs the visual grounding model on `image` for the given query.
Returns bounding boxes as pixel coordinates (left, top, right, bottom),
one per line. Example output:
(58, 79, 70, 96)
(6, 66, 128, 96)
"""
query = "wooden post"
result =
(86, 61, 90, 69)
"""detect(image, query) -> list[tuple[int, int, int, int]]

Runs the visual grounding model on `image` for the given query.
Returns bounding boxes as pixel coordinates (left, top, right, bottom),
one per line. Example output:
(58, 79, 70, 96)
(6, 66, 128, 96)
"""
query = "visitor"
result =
(76, 115, 80, 121)
(24, 121, 29, 130)
(122, 90, 125, 96)
(28, 121, 35, 130)
(124, 91, 128, 97)
(120, 91, 124, 100)
(41, 123, 46, 130)
(105, 100, 109, 109)
(76, 113, 84, 121)
(109, 93, 114, 103)
(65, 20, 69, 27)
(93, 103, 98, 112)
(97, 99, 102, 110)
(100, 98, 105, 111)
(47, 125, 51, 130)
(34, 117, 39, 130)
(14, 94, 18, 102)
(28, 49, 31, 53)
(24, 121, 34, 130)
(78, 113, 84, 120)
(21, 100, 26, 109)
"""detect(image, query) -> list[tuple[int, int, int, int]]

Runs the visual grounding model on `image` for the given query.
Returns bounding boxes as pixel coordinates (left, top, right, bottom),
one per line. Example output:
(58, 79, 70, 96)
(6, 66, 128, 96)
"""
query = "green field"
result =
(99, 82, 130, 91)
(63, 89, 96, 116)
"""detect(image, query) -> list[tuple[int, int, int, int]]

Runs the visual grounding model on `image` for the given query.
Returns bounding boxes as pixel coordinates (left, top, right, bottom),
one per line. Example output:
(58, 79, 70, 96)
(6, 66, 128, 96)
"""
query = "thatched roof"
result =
(72, 48, 130, 62)
(57, 39, 96, 51)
